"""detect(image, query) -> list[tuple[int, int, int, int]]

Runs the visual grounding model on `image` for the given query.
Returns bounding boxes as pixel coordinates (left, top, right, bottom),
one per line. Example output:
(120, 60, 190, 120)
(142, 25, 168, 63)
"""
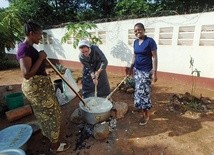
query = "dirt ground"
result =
(0, 68, 214, 155)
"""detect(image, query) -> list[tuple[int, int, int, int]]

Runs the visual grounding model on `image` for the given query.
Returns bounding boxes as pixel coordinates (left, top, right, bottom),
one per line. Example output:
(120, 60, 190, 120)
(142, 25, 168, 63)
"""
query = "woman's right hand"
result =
(39, 50, 47, 61)
(93, 78, 98, 85)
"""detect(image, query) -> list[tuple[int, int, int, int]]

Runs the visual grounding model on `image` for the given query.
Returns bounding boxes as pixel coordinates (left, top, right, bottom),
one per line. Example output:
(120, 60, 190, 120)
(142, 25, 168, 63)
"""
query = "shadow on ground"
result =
(0, 79, 214, 155)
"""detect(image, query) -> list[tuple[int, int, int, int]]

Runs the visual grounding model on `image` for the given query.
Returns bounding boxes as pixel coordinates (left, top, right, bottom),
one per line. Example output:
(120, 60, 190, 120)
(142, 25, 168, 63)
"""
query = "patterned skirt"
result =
(22, 75, 61, 143)
(134, 68, 152, 110)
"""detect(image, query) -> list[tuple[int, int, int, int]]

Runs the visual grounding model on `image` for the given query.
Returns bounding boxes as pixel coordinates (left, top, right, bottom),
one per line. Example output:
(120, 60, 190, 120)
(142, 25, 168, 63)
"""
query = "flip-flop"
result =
(50, 143, 70, 153)
(139, 117, 149, 126)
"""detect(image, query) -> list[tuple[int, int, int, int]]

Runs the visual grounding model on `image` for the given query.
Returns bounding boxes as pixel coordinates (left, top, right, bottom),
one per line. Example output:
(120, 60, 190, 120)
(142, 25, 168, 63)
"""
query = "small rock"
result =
(201, 105, 208, 111)
(182, 110, 200, 119)
(6, 85, 13, 91)
(109, 118, 117, 131)
(93, 122, 110, 140)
(70, 108, 82, 124)
(112, 102, 128, 119)
(126, 88, 134, 94)
(206, 104, 214, 110)
(201, 97, 212, 105)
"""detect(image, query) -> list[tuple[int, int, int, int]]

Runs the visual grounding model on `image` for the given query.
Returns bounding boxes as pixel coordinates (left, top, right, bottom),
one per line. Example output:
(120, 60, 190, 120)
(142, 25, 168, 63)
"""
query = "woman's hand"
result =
(39, 50, 47, 61)
(93, 78, 98, 85)
(152, 71, 157, 83)
(95, 69, 102, 79)
(126, 64, 134, 77)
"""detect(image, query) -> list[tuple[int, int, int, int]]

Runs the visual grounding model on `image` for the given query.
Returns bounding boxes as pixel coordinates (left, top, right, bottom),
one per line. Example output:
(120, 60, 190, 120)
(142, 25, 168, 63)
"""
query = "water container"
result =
(5, 92, 24, 110)
(0, 124, 32, 151)
(0, 148, 26, 155)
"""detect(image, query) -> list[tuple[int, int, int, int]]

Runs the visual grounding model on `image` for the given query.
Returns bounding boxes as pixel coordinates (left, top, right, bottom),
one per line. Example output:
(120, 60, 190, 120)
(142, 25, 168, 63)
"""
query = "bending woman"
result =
(78, 40, 111, 98)
(17, 21, 69, 153)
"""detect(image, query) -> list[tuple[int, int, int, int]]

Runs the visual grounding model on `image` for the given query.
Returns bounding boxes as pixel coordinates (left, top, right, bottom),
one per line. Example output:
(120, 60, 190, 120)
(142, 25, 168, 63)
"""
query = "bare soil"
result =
(0, 68, 214, 155)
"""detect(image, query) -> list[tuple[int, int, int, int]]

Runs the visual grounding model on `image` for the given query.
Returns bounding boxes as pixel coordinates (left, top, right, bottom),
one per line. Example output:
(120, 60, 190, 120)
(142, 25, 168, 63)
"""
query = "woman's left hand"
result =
(152, 73, 158, 83)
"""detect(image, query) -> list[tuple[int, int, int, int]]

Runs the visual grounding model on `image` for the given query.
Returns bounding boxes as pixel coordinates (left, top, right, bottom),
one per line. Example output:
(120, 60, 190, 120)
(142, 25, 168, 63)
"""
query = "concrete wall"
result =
(7, 12, 214, 79)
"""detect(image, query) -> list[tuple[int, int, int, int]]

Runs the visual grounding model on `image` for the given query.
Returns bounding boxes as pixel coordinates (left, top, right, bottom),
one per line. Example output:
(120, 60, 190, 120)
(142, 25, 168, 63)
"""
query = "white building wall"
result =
(7, 12, 214, 78)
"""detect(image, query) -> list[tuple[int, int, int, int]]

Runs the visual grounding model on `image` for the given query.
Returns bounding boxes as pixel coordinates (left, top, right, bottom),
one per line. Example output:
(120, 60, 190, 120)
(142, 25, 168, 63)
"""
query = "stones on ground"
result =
(109, 118, 117, 131)
(70, 108, 83, 124)
(182, 110, 200, 119)
(200, 97, 212, 105)
(111, 102, 128, 119)
(201, 105, 208, 111)
(169, 93, 211, 113)
(93, 122, 110, 140)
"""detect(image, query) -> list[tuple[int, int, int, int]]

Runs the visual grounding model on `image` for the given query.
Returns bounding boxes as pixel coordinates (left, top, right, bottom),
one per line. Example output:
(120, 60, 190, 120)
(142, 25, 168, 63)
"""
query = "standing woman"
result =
(78, 40, 111, 99)
(129, 23, 158, 126)
(17, 21, 69, 153)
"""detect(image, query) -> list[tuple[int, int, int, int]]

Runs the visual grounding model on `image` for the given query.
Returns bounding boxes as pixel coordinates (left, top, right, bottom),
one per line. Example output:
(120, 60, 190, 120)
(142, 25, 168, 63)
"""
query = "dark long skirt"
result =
(82, 67, 110, 98)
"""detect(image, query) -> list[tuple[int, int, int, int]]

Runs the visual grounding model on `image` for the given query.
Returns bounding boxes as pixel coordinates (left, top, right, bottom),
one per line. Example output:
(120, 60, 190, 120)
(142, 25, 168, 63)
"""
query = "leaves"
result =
(191, 69, 201, 77)
(61, 22, 102, 48)
(115, 0, 150, 17)
(0, 5, 23, 51)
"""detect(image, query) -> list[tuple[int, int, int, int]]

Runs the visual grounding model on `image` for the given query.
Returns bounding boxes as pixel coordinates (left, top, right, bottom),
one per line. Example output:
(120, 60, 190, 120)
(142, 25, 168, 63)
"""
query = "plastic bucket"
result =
(5, 92, 24, 110)
(0, 124, 32, 152)
(0, 149, 26, 155)
(54, 79, 63, 93)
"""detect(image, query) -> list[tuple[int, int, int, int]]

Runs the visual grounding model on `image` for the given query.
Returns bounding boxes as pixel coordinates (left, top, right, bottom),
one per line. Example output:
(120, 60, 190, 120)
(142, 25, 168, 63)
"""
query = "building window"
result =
(177, 26, 195, 46)
(200, 25, 214, 46)
(159, 27, 173, 45)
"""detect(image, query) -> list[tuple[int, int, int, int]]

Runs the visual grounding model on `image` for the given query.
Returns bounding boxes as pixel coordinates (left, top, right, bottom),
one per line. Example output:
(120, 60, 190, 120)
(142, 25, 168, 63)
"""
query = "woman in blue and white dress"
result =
(129, 23, 158, 126)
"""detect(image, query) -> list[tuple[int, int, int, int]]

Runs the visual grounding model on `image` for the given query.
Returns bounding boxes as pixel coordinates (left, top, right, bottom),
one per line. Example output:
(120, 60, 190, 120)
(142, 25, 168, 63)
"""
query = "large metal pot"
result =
(79, 97, 113, 125)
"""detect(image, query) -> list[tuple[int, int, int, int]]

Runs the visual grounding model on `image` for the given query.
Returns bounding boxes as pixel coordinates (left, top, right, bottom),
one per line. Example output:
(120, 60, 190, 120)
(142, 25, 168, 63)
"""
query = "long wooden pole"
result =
(46, 58, 87, 107)
(106, 75, 128, 100)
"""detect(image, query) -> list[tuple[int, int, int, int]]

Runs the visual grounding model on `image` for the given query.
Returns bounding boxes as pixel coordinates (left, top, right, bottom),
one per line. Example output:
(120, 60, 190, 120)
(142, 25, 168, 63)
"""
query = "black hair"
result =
(24, 21, 42, 36)
(134, 23, 145, 30)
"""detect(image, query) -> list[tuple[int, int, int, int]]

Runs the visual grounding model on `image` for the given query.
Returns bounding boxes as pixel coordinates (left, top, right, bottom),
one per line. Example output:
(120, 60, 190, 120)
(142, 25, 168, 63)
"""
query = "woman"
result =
(78, 40, 111, 98)
(129, 23, 158, 126)
(16, 21, 70, 153)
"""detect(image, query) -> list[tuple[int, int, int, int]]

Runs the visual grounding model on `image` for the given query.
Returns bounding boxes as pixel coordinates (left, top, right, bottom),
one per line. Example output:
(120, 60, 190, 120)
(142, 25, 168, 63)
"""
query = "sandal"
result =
(50, 143, 70, 153)
(139, 116, 149, 126)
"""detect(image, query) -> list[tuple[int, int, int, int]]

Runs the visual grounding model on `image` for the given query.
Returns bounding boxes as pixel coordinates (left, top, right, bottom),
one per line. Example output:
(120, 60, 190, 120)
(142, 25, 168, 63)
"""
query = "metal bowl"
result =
(79, 97, 113, 125)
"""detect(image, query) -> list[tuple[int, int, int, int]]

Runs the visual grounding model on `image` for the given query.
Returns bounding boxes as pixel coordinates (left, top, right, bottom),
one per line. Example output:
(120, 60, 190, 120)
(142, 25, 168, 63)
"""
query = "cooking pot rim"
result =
(79, 97, 113, 113)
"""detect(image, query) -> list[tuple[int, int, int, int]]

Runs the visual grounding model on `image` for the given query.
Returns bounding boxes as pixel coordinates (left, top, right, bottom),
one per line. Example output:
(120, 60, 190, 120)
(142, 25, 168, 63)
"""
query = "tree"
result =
(115, 0, 150, 18)
(83, 0, 117, 19)
(157, 0, 214, 14)
(9, 0, 56, 27)
(0, 6, 23, 57)
(61, 22, 101, 48)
